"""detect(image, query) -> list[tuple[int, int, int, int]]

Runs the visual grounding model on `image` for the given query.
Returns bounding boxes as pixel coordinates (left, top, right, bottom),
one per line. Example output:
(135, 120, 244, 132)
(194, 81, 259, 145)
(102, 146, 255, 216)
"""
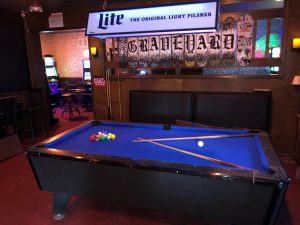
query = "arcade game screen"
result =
(44, 57, 54, 67)
(83, 59, 91, 81)
(46, 67, 58, 77)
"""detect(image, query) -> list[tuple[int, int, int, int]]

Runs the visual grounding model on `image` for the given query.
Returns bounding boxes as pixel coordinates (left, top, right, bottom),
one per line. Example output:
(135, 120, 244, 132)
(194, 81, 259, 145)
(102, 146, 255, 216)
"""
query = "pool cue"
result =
(105, 69, 110, 119)
(117, 68, 122, 121)
(133, 133, 256, 143)
(108, 70, 112, 119)
(137, 138, 253, 170)
(106, 69, 112, 120)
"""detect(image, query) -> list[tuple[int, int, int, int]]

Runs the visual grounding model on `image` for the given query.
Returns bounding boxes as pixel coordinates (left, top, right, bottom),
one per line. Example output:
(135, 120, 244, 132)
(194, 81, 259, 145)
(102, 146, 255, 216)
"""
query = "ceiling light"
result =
(29, 6, 43, 13)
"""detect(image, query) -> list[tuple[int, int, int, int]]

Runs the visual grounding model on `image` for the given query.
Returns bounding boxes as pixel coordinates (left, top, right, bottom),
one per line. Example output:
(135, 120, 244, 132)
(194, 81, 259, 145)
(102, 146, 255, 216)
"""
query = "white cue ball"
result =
(197, 140, 204, 148)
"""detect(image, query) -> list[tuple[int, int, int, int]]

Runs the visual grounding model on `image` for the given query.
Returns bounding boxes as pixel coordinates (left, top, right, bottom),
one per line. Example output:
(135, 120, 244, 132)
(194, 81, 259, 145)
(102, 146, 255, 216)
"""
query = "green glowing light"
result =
(269, 34, 281, 48)
(256, 34, 281, 53)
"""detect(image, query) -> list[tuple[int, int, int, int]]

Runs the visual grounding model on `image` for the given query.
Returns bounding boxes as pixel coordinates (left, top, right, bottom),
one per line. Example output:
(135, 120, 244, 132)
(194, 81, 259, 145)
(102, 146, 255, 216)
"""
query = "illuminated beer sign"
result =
(86, 1, 219, 38)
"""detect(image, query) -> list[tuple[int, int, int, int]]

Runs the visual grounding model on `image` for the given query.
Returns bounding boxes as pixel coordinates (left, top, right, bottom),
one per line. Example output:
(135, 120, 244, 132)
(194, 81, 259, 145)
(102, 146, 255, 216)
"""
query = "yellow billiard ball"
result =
(110, 133, 116, 140)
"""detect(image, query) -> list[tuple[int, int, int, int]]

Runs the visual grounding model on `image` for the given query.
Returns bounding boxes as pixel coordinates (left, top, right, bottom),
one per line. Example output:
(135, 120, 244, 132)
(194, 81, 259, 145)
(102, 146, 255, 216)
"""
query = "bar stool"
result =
(61, 93, 81, 120)
(16, 89, 47, 143)
(81, 93, 93, 111)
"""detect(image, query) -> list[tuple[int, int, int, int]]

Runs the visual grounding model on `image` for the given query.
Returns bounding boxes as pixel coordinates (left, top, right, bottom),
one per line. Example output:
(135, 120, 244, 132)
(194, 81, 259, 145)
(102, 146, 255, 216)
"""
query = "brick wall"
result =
(40, 31, 89, 78)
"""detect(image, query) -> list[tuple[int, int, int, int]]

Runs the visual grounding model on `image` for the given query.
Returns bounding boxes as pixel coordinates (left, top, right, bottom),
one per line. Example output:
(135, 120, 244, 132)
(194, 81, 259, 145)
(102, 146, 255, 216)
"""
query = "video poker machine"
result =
(82, 59, 91, 82)
(43, 55, 60, 125)
(44, 55, 59, 95)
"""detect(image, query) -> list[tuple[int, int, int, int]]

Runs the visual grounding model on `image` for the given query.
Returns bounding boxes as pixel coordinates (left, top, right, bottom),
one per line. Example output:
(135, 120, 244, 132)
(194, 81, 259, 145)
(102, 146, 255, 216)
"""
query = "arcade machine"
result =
(44, 55, 59, 94)
(43, 54, 59, 125)
(82, 59, 91, 81)
(82, 59, 92, 91)
(82, 59, 93, 111)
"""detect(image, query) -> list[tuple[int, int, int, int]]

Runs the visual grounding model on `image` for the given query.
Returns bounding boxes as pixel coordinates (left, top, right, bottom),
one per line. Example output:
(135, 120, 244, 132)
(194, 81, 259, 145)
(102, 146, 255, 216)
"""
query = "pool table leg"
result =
(53, 192, 70, 220)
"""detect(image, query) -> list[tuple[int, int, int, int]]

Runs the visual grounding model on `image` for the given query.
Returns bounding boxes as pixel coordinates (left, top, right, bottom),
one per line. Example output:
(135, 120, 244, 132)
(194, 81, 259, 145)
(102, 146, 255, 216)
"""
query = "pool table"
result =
(26, 121, 290, 224)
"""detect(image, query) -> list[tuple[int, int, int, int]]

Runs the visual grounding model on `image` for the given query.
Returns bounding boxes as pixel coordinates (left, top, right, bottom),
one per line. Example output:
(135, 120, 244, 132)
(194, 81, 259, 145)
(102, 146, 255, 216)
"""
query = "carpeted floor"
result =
(0, 106, 299, 225)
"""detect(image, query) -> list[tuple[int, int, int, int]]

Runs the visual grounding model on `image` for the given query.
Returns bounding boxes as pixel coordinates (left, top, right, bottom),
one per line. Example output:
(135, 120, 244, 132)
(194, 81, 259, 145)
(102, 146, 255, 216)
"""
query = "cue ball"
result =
(197, 140, 204, 147)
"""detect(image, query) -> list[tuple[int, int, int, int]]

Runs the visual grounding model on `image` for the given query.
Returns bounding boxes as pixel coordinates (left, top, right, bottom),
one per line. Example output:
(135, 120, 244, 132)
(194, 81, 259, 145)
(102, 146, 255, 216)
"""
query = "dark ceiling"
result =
(0, 0, 284, 13)
(0, 0, 104, 12)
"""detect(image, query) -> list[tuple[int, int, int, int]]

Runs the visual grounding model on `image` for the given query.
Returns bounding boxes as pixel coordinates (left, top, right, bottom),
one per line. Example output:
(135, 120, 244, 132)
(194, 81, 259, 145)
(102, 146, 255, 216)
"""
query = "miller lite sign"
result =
(86, 1, 219, 38)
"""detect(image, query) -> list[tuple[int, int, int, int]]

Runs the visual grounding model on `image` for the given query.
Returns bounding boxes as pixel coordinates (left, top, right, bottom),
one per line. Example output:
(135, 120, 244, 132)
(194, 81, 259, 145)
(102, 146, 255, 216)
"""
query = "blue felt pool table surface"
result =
(44, 121, 269, 172)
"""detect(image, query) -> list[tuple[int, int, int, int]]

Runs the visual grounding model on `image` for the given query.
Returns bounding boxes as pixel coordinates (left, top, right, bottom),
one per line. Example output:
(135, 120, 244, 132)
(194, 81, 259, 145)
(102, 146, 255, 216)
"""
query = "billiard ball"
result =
(89, 132, 116, 141)
(110, 133, 116, 140)
(89, 135, 95, 141)
(197, 140, 204, 147)
(100, 135, 106, 141)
